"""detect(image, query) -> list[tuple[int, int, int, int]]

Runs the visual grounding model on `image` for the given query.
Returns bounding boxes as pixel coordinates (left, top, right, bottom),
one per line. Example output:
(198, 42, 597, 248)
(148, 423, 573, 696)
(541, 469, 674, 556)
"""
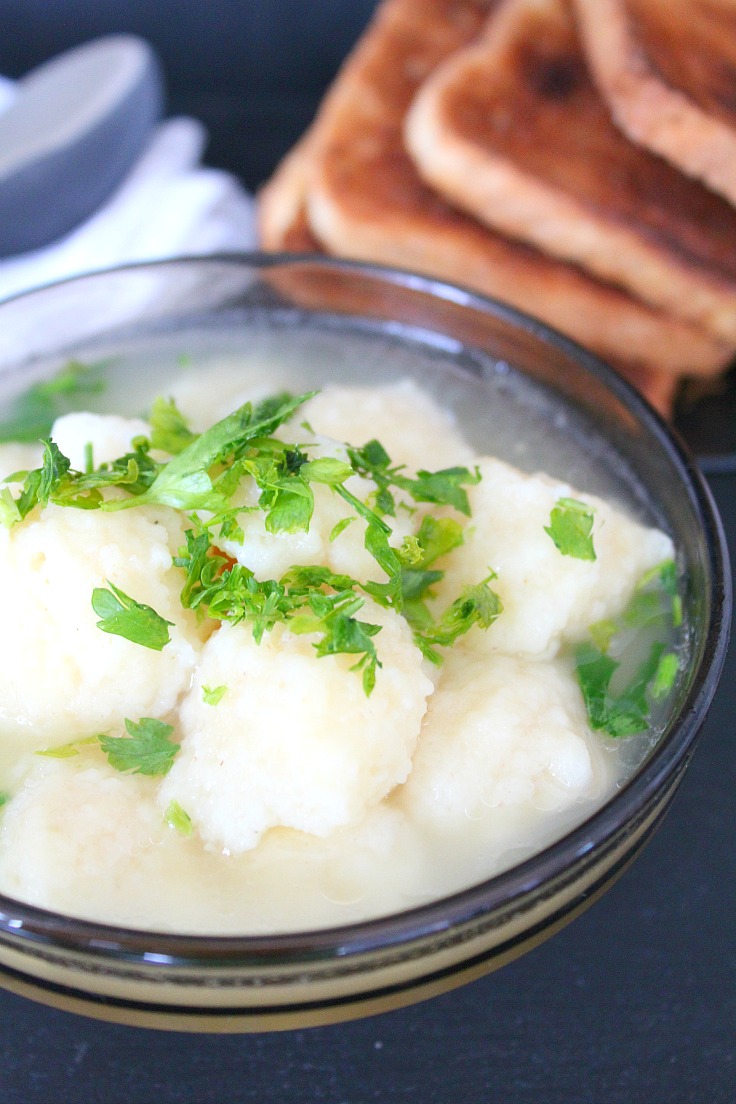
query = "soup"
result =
(0, 323, 681, 933)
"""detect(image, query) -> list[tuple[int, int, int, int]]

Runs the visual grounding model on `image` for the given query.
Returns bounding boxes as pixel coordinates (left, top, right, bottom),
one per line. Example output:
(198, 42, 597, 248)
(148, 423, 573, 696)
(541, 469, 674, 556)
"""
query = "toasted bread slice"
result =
(258, 146, 685, 414)
(298, 0, 730, 377)
(573, 0, 736, 207)
(258, 132, 323, 252)
(405, 0, 736, 345)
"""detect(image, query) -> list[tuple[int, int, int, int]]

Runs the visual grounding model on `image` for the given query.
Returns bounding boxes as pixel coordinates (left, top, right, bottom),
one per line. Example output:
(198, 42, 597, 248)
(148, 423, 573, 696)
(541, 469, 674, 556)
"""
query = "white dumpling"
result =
(50, 411, 151, 469)
(432, 458, 674, 658)
(218, 434, 415, 583)
(400, 651, 606, 832)
(0, 502, 204, 746)
(0, 442, 43, 487)
(164, 362, 289, 432)
(296, 380, 474, 469)
(0, 758, 173, 919)
(159, 601, 434, 853)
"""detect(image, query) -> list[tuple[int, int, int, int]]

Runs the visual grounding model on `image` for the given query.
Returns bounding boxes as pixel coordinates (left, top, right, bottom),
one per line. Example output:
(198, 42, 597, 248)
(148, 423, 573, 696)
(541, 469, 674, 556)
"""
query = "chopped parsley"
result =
(202, 684, 227, 706)
(650, 650, 679, 700)
(545, 497, 596, 561)
(164, 799, 194, 836)
(575, 558, 681, 737)
(37, 735, 99, 759)
(329, 516, 356, 542)
(98, 718, 179, 776)
(148, 396, 197, 455)
(106, 391, 317, 517)
(576, 640, 666, 737)
(1, 388, 499, 691)
(346, 438, 481, 517)
(411, 577, 503, 664)
(91, 582, 173, 651)
(39, 719, 179, 776)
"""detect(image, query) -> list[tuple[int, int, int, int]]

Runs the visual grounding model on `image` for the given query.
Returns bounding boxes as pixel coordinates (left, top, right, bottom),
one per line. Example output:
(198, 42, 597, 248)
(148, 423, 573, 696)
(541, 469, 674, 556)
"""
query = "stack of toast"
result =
(258, 0, 736, 414)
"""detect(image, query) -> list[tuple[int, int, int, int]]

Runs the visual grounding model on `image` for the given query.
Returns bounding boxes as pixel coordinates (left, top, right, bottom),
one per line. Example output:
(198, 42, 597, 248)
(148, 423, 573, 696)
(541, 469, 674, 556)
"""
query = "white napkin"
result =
(0, 75, 15, 112)
(0, 106, 259, 303)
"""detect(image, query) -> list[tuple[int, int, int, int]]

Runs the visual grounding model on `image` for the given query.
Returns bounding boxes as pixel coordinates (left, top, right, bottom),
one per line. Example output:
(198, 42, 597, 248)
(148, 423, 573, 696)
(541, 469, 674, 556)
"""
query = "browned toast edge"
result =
(404, 0, 736, 344)
(572, 0, 736, 207)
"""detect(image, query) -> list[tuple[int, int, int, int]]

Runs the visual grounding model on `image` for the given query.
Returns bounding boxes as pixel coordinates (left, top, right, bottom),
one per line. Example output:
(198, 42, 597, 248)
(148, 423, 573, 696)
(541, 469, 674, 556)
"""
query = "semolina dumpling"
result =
(218, 433, 416, 583)
(0, 502, 204, 746)
(0, 755, 434, 933)
(432, 458, 674, 658)
(400, 650, 607, 833)
(296, 381, 475, 469)
(0, 758, 173, 918)
(0, 442, 43, 486)
(50, 411, 151, 470)
(159, 601, 434, 853)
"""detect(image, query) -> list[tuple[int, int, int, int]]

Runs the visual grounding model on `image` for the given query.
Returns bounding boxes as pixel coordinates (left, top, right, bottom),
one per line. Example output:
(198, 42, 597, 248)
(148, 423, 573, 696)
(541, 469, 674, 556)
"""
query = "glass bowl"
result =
(0, 255, 729, 1032)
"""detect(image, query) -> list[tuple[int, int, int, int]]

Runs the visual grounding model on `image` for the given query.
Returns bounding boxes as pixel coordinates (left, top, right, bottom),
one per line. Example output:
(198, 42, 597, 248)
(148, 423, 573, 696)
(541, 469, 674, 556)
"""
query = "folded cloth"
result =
(0, 108, 258, 303)
(0, 76, 15, 112)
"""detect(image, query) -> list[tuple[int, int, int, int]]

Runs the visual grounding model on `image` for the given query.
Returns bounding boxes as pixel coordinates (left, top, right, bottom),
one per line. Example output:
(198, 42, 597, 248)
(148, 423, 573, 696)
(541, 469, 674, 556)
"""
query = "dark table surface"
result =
(1, 4, 735, 1101)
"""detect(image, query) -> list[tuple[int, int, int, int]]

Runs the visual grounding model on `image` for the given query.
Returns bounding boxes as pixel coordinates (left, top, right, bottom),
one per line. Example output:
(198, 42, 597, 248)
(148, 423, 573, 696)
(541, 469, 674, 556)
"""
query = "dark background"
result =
(1, 4, 735, 1102)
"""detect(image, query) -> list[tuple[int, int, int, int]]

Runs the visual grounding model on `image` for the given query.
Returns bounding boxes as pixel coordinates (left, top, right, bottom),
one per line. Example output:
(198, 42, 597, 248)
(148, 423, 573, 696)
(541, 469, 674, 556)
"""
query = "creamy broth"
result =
(0, 323, 680, 933)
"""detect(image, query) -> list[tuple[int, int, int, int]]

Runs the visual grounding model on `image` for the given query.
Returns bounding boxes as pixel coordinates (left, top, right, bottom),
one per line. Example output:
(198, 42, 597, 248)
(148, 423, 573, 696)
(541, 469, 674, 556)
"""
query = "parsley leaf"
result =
(545, 497, 596, 560)
(91, 582, 173, 651)
(98, 717, 179, 776)
(413, 577, 503, 663)
(37, 720, 179, 776)
(164, 799, 194, 835)
(37, 735, 100, 759)
(576, 640, 665, 737)
(651, 651, 679, 699)
(105, 391, 315, 515)
(329, 516, 355, 542)
(301, 457, 354, 485)
(400, 515, 464, 606)
(347, 440, 480, 517)
(202, 684, 227, 706)
(404, 466, 480, 516)
(0, 487, 21, 527)
(396, 515, 495, 658)
(575, 559, 682, 737)
(148, 396, 197, 455)
(8, 439, 72, 521)
(302, 590, 382, 695)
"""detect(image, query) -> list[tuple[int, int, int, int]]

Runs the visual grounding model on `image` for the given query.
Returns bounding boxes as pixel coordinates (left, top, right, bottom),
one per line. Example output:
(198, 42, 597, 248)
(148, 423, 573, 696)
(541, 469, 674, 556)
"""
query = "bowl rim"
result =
(0, 251, 730, 969)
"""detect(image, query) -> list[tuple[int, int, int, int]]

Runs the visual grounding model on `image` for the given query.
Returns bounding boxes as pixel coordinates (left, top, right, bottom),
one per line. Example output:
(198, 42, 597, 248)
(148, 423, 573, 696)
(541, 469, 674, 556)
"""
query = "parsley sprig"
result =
(346, 438, 481, 518)
(39, 717, 179, 776)
(91, 582, 173, 651)
(174, 518, 500, 692)
(174, 531, 387, 695)
(1, 389, 501, 693)
(545, 497, 596, 561)
(575, 559, 682, 737)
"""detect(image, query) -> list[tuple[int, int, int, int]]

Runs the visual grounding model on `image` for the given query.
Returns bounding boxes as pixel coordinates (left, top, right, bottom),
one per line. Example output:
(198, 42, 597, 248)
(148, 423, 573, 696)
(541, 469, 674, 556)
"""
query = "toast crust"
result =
(573, 0, 736, 206)
(405, 0, 736, 344)
(258, 133, 323, 252)
(258, 0, 732, 410)
(301, 0, 730, 377)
